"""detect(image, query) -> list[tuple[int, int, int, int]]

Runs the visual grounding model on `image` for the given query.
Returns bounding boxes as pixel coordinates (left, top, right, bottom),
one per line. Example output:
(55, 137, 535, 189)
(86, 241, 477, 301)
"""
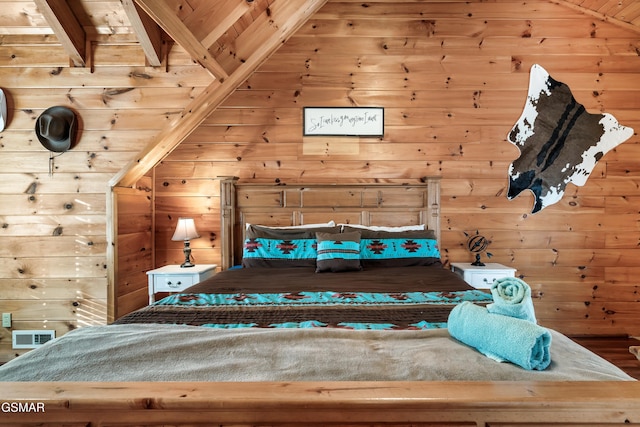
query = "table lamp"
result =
(172, 217, 200, 268)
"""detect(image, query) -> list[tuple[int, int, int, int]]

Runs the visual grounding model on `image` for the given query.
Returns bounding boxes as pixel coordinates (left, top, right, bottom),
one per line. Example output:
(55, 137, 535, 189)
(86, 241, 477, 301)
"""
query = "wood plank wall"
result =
(155, 0, 640, 336)
(1, 0, 639, 363)
(112, 177, 153, 320)
(0, 1, 214, 361)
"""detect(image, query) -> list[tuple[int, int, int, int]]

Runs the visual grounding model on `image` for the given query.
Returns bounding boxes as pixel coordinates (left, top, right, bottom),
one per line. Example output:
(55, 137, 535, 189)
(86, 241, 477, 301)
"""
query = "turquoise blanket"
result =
(157, 289, 492, 307)
(135, 289, 494, 331)
(448, 301, 551, 370)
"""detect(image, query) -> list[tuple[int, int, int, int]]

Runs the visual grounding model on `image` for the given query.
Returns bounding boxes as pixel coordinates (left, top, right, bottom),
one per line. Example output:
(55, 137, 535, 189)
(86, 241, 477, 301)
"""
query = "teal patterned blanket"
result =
(116, 289, 492, 330)
(157, 290, 490, 307)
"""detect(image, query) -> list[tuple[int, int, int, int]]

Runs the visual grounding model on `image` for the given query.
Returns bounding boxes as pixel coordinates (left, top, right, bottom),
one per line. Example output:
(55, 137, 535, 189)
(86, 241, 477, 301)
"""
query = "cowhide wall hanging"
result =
(507, 64, 634, 213)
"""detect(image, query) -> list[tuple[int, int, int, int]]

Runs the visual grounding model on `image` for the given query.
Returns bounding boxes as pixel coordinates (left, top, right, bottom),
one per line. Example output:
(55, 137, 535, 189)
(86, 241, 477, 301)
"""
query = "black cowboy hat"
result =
(35, 106, 77, 153)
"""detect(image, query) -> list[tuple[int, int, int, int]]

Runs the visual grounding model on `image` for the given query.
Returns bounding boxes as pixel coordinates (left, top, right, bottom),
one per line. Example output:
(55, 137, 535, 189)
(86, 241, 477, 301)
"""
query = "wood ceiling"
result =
(4, 0, 326, 73)
(1, 0, 638, 186)
(557, 0, 640, 33)
(1, 0, 329, 186)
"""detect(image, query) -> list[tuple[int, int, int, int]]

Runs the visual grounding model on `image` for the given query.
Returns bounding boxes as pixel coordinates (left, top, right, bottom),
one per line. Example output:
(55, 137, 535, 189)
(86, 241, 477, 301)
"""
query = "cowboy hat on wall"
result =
(36, 106, 78, 153)
(35, 106, 78, 175)
(0, 88, 7, 132)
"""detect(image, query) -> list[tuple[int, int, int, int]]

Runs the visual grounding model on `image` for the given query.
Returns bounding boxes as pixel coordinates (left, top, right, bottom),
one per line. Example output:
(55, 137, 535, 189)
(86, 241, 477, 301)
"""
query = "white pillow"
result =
(246, 221, 335, 230)
(339, 223, 425, 232)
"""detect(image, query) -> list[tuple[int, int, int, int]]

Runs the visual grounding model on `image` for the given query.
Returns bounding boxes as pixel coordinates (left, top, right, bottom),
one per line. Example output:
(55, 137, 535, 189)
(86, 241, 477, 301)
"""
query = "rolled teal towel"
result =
(448, 301, 551, 370)
(487, 276, 537, 323)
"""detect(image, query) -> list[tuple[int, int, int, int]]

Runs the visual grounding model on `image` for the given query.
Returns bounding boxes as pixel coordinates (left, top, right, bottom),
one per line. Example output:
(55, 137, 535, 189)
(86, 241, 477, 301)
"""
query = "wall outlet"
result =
(1, 313, 11, 328)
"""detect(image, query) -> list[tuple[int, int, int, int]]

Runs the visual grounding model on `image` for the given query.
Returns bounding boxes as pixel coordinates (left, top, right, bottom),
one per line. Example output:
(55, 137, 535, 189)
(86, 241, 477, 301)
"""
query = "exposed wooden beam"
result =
(122, 0, 164, 67)
(133, 0, 230, 80)
(187, 0, 252, 48)
(230, 1, 316, 70)
(111, 0, 330, 188)
(33, 0, 86, 67)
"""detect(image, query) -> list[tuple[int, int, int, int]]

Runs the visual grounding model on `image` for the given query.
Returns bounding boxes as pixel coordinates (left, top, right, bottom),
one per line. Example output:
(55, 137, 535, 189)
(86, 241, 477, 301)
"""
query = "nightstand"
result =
(450, 262, 516, 290)
(147, 264, 217, 304)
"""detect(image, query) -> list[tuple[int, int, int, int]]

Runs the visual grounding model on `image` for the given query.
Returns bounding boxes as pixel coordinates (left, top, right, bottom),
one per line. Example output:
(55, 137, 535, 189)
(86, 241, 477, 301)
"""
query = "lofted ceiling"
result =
(1, 0, 638, 186)
(3, 0, 323, 73)
(2, 0, 330, 186)
(1, 1, 637, 63)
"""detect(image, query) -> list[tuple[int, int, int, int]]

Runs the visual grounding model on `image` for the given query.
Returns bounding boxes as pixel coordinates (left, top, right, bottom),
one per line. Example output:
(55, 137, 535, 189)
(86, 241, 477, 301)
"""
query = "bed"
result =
(1, 177, 639, 426)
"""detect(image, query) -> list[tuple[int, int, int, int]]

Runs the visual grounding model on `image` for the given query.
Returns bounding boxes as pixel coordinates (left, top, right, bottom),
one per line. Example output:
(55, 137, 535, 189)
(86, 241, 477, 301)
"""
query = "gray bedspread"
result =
(0, 324, 633, 382)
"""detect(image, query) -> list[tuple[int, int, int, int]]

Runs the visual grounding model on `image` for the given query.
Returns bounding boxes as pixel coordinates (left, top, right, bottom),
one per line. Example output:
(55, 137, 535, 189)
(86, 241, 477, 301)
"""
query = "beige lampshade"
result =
(171, 218, 200, 241)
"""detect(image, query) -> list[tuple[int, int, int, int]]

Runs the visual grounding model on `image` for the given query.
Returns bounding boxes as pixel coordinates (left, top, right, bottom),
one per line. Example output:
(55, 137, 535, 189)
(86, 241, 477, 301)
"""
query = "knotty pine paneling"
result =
(0, 30, 212, 360)
(112, 182, 153, 319)
(0, 66, 213, 89)
(157, 0, 640, 336)
(153, 177, 221, 268)
(1, 0, 639, 364)
(153, 177, 221, 267)
(313, 2, 580, 19)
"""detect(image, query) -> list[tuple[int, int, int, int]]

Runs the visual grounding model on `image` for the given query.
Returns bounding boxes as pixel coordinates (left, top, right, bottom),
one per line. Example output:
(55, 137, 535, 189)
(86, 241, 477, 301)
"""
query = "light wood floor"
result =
(572, 336, 640, 379)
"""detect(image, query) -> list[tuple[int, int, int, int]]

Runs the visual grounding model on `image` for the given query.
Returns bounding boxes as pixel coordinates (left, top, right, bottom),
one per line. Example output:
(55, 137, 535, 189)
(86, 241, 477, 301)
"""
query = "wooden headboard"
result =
(219, 177, 441, 270)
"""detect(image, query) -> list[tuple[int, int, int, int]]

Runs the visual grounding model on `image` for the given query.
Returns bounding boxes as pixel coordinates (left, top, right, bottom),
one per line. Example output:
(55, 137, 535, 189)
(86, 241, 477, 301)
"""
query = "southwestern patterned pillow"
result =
(315, 231, 362, 273)
(343, 227, 441, 268)
(241, 224, 340, 268)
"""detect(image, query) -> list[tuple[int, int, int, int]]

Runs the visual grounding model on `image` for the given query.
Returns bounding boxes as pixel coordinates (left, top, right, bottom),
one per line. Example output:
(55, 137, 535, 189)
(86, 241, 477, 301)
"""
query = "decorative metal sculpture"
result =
(464, 230, 492, 266)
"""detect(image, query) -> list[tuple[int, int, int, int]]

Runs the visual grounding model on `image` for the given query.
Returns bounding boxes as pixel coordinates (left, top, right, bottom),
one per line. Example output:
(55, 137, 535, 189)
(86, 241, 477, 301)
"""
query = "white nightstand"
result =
(451, 262, 516, 290)
(147, 264, 217, 304)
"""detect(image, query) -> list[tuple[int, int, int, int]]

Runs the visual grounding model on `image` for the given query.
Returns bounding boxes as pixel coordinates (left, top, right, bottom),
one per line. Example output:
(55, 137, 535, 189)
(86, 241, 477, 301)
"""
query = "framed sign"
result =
(303, 107, 384, 137)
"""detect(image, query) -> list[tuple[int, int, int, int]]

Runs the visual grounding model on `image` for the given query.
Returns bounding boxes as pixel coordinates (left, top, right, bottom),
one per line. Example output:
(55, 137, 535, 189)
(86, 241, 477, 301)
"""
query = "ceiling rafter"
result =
(132, 0, 230, 81)
(33, 0, 86, 67)
(121, 0, 164, 67)
(184, 0, 252, 49)
(112, 0, 330, 188)
(551, 0, 640, 35)
(223, 1, 307, 72)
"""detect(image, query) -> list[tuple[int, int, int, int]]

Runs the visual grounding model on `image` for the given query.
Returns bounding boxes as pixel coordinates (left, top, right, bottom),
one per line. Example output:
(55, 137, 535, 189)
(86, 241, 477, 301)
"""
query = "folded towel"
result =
(487, 276, 537, 323)
(448, 301, 551, 370)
